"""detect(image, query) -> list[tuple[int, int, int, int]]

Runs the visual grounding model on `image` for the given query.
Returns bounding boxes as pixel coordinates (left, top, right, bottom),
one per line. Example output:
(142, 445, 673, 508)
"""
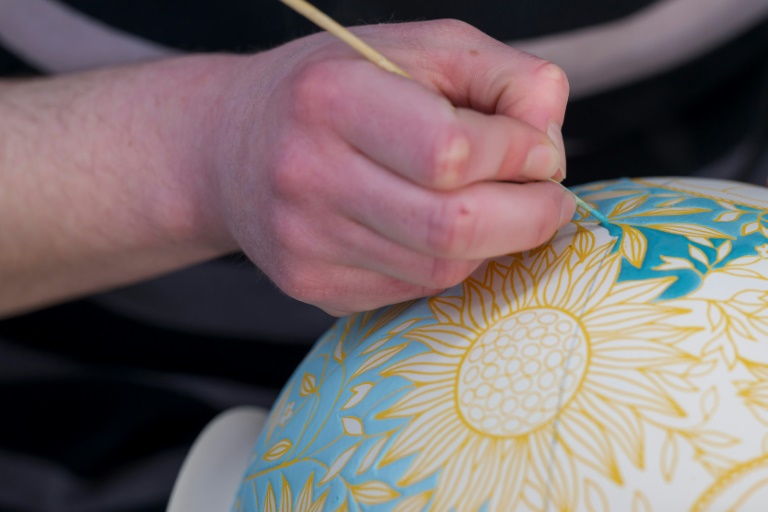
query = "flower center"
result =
(456, 307, 589, 437)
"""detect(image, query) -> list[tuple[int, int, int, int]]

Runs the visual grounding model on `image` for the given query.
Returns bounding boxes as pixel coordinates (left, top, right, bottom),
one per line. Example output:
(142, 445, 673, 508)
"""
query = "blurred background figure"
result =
(0, 1, 766, 511)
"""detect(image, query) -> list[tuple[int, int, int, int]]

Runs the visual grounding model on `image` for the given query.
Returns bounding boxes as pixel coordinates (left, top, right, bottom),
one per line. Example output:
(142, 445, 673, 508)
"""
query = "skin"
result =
(0, 20, 574, 318)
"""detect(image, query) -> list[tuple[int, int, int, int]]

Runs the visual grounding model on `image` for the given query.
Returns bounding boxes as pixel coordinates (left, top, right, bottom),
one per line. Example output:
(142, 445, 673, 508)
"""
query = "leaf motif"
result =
(279, 475, 292, 512)
(700, 387, 718, 421)
(265, 386, 292, 444)
(692, 430, 741, 448)
(342, 383, 373, 410)
(342, 416, 364, 436)
(584, 479, 608, 512)
(646, 223, 733, 241)
(351, 344, 406, 379)
(716, 200, 739, 211)
(690, 236, 715, 248)
(299, 373, 317, 397)
(706, 302, 726, 330)
(722, 339, 738, 369)
(309, 491, 329, 512)
(573, 224, 596, 260)
(430, 297, 463, 324)
(620, 225, 647, 268)
(654, 371, 698, 393)
(264, 482, 277, 512)
(653, 256, 695, 272)
(359, 337, 392, 356)
(624, 207, 711, 218)
(334, 497, 348, 512)
(364, 300, 416, 336)
(660, 432, 678, 482)
(688, 245, 709, 267)
(611, 195, 648, 217)
(742, 221, 760, 235)
(263, 439, 292, 462)
(391, 491, 432, 512)
(349, 481, 400, 505)
(632, 491, 653, 512)
(721, 266, 764, 279)
(387, 318, 420, 335)
(657, 197, 685, 207)
(685, 359, 717, 378)
(359, 320, 419, 355)
(357, 435, 390, 475)
(296, 473, 315, 512)
(319, 443, 360, 485)
(697, 451, 737, 476)
(714, 211, 742, 222)
(582, 190, 640, 201)
(334, 329, 346, 362)
(716, 241, 732, 263)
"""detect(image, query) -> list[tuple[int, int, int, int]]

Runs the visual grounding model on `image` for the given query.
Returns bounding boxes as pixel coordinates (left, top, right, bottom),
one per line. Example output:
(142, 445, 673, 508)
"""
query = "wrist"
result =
(141, 53, 245, 256)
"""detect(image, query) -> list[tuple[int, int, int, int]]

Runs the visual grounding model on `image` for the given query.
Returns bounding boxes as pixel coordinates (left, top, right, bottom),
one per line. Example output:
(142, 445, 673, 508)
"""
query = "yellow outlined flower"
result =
(378, 230, 696, 511)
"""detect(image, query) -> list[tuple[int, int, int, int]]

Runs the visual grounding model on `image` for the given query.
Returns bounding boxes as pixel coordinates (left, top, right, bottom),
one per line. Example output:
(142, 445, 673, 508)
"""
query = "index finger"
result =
(383, 19, 571, 131)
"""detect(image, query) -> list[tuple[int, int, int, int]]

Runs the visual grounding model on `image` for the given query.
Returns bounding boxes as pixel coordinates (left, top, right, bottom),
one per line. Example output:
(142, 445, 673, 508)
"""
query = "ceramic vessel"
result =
(234, 177, 768, 511)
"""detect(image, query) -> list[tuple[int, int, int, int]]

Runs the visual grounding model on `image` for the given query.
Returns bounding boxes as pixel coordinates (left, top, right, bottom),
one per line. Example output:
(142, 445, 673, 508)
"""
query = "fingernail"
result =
(523, 143, 560, 180)
(547, 122, 566, 181)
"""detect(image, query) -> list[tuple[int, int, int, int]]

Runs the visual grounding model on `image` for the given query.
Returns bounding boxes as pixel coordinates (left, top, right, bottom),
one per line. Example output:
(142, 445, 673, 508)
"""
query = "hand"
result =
(211, 20, 575, 316)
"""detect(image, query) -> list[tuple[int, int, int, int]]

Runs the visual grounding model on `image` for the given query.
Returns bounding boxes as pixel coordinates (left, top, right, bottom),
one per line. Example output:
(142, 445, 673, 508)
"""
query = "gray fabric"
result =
(0, 0, 176, 73)
(512, 0, 768, 98)
(0, 337, 279, 409)
(0, 446, 185, 512)
(91, 260, 335, 341)
(693, 137, 768, 185)
(0, 336, 277, 512)
(2, 0, 767, 96)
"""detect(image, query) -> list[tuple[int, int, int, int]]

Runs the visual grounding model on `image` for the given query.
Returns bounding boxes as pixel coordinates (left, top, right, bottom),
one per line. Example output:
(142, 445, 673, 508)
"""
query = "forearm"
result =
(0, 55, 241, 317)
(0, 21, 575, 318)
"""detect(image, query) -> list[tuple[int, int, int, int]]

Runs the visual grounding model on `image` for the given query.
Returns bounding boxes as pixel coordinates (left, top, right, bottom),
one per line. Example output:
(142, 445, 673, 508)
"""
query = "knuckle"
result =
(425, 196, 479, 256)
(534, 61, 570, 96)
(269, 145, 306, 200)
(291, 60, 343, 116)
(428, 18, 478, 39)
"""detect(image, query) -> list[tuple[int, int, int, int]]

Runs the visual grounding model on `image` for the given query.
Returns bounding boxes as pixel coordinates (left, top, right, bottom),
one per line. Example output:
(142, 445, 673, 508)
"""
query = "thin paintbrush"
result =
(279, 0, 611, 226)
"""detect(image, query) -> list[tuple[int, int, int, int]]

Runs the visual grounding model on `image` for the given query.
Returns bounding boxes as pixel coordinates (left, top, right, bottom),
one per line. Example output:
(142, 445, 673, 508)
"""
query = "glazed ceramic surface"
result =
(234, 178, 768, 511)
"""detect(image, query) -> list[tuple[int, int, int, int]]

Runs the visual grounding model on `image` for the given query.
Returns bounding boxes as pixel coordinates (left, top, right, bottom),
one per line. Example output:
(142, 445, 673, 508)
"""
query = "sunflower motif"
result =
(377, 226, 698, 511)
(234, 472, 329, 512)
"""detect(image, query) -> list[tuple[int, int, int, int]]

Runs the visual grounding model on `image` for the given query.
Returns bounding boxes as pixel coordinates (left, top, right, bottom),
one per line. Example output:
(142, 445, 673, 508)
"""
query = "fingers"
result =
(371, 181, 575, 259)
(339, 152, 576, 260)
(231, 21, 577, 316)
(369, 20, 570, 178)
(329, 216, 487, 290)
(274, 178, 575, 315)
(390, 20, 571, 131)
(270, 261, 441, 317)
(318, 61, 563, 189)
